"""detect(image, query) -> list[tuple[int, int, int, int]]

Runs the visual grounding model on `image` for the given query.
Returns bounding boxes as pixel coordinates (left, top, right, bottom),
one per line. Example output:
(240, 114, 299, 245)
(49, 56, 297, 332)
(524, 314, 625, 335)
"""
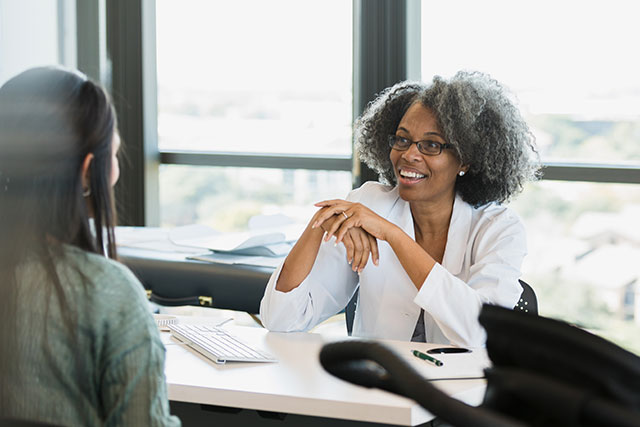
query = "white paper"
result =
(169, 224, 287, 253)
(188, 252, 285, 268)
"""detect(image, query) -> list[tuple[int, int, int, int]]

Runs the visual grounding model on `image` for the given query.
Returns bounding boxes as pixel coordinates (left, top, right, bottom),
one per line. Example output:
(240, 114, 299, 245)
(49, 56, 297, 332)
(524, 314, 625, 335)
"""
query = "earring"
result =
(83, 187, 91, 197)
(458, 171, 465, 176)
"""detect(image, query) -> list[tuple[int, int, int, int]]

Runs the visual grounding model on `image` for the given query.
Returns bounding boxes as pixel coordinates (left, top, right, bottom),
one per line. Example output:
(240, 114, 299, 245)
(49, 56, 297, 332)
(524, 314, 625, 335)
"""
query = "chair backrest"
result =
(345, 279, 538, 335)
(515, 279, 538, 315)
(345, 290, 358, 336)
(323, 304, 640, 427)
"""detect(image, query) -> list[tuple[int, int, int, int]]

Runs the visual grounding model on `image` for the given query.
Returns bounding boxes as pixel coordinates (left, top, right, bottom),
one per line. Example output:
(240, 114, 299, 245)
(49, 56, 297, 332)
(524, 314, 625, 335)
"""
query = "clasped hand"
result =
(310, 199, 395, 273)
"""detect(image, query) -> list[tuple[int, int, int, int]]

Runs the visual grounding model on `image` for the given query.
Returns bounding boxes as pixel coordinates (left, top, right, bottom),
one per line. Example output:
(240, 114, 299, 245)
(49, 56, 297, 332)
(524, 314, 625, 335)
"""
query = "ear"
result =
(81, 153, 94, 191)
(458, 163, 470, 176)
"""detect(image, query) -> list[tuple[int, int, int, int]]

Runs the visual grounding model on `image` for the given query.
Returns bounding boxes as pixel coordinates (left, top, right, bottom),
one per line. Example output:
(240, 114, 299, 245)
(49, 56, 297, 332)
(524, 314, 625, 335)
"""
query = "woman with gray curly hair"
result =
(260, 71, 539, 347)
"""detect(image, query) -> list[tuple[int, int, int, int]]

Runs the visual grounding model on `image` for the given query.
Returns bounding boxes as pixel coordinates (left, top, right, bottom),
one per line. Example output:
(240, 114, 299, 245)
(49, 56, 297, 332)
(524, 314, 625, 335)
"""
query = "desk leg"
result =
(170, 401, 439, 427)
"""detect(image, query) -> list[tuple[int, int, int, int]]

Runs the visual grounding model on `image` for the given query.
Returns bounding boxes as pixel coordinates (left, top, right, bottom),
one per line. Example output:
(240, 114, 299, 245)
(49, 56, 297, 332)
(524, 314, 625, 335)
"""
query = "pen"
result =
(412, 349, 444, 367)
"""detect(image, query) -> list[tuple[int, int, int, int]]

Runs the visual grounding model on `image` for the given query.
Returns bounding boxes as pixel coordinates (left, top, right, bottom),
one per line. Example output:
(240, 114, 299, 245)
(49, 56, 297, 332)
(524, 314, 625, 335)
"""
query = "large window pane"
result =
(511, 181, 640, 354)
(0, 0, 74, 85)
(420, 0, 640, 164)
(159, 165, 352, 232)
(156, 0, 353, 155)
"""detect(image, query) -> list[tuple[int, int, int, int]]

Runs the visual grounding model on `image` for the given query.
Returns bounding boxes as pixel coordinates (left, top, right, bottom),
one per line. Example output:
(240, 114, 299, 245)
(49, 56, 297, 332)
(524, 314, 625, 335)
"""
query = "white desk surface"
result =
(162, 318, 489, 426)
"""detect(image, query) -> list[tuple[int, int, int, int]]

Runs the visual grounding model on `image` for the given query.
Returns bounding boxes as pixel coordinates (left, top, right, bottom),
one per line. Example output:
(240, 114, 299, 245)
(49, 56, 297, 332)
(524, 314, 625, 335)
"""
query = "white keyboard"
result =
(168, 323, 277, 364)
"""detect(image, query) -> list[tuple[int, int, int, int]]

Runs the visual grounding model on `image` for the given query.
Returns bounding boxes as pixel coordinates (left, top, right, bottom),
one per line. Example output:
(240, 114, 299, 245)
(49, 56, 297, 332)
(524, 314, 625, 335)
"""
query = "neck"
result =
(410, 193, 456, 238)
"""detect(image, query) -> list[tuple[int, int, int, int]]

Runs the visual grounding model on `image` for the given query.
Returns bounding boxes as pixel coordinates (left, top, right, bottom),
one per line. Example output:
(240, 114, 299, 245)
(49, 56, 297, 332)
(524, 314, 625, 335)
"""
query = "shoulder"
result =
(463, 198, 526, 240)
(473, 201, 523, 226)
(62, 245, 160, 347)
(61, 245, 147, 307)
(346, 181, 399, 213)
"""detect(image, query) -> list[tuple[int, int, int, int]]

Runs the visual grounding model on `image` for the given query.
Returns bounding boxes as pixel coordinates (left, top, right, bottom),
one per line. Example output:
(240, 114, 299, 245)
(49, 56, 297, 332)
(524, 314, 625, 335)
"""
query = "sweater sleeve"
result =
(98, 263, 181, 427)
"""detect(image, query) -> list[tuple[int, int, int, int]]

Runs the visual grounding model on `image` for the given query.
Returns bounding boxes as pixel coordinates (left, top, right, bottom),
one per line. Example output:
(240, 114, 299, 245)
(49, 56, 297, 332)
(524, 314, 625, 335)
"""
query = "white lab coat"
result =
(260, 182, 525, 347)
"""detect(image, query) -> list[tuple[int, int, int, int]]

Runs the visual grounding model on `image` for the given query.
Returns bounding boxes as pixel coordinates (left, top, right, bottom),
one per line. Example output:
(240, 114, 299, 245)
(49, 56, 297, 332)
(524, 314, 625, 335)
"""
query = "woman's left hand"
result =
(312, 199, 398, 245)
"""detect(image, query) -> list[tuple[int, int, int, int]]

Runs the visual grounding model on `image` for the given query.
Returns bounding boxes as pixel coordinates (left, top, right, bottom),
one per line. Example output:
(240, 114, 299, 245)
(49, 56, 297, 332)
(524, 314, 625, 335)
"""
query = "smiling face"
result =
(390, 102, 465, 206)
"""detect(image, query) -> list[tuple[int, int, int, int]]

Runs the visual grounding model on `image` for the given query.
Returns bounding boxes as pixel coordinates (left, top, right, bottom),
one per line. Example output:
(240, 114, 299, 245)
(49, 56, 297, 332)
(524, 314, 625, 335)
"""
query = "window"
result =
(98, 0, 639, 352)
(155, 0, 353, 230)
(0, 0, 76, 85)
(421, 0, 640, 352)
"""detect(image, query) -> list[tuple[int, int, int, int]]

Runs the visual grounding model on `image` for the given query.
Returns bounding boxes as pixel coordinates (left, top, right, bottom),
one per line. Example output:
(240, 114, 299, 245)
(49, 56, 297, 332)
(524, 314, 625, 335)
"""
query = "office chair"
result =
(515, 279, 537, 315)
(322, 304, 640, 427)
(345, 279, 538, 335)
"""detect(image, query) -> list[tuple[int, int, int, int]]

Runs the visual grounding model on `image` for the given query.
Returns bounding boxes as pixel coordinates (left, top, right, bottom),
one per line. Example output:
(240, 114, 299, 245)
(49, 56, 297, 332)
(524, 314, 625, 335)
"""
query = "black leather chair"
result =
(345, 279, 537, 335)
(322, 304, 640, 427)
(515, 280, 537, 315)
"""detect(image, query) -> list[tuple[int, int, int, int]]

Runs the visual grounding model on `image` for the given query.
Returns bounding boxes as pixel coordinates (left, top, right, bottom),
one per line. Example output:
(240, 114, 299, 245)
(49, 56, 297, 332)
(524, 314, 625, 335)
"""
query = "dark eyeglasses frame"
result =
(388, 135, 453, 156)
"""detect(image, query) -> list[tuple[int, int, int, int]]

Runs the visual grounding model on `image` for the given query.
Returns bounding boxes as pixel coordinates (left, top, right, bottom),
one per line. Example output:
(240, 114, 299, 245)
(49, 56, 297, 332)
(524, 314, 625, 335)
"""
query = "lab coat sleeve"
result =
(260, 182, 389, 332)
(414, 211, 526, 347)
(259, 240, 359, 332)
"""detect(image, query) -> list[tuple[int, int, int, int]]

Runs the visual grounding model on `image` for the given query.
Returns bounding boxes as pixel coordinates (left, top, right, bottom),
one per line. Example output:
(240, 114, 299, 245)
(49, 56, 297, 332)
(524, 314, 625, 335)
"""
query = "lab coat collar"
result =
(442, 195, 472, 275)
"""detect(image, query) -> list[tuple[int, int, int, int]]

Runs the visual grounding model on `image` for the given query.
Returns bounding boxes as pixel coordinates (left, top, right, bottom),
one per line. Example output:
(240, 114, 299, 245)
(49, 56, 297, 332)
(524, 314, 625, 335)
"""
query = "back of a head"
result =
(0, 66, 117, 259)
(0, 67, 118, 412)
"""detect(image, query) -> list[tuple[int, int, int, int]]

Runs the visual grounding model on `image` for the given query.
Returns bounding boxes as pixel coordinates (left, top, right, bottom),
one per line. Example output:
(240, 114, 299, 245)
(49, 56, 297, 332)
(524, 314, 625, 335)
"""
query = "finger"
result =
(325, 211, 352, 243)
(314, 199, 347, 208)
(349, 231, 363, 271)
(355, 231, 371, 273)
(368, 234, 379, 266)
(319, 212, 337, 232)
(312, 206, 346, 231)
(334, 214, 356, 244)
(313, 205, 352, 231)
(342, 233, 355, 265)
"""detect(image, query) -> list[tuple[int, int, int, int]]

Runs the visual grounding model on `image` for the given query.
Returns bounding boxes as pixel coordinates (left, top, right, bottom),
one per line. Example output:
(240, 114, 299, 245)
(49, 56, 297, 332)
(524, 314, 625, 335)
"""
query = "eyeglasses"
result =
(388, 135, 452, 156)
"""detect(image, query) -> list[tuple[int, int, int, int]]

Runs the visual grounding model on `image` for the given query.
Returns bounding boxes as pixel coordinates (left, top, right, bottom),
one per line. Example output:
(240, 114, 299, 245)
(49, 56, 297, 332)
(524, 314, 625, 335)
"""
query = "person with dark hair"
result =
(0, 67, 180, 426)
(261, 71, 540, 347)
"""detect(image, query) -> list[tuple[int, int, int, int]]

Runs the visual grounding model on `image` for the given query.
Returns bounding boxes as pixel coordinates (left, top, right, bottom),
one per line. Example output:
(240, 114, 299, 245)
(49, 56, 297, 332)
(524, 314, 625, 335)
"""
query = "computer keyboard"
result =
(168, 323, 277, 364)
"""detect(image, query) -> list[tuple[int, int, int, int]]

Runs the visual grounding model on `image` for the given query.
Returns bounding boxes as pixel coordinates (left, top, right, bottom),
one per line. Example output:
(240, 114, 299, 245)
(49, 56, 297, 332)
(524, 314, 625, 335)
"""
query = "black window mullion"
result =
(353, 0, 409, 187)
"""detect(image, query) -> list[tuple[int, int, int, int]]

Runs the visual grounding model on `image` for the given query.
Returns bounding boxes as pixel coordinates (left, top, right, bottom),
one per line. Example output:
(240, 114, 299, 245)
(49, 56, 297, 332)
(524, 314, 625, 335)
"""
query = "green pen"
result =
(412, 349, 444, 367)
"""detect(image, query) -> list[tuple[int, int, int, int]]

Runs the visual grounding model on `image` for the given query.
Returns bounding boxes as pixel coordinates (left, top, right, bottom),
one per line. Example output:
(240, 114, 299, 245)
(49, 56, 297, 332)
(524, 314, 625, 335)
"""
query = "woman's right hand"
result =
(318, 212, 379, 273)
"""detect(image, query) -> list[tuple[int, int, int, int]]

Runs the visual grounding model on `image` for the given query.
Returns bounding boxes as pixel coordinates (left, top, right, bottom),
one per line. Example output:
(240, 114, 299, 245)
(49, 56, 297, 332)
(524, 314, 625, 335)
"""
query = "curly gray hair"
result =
(354, 71, 540, 207)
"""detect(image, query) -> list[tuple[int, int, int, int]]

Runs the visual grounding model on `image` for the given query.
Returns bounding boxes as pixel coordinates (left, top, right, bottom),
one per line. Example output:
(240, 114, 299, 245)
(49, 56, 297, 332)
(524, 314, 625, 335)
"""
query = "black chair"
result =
(322, 304, 640, 427)
(345, 279, 537, 335)
(515, 279, 537, 315)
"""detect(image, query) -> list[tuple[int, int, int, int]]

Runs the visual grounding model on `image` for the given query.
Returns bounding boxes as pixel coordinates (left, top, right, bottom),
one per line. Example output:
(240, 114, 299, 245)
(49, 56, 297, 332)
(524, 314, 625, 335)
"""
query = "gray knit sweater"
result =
(5, 244, 180, 426)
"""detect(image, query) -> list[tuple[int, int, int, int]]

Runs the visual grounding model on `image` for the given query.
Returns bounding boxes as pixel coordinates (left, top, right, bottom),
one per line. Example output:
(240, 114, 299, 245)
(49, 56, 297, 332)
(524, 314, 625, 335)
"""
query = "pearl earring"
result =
(458, 171, 465, 177)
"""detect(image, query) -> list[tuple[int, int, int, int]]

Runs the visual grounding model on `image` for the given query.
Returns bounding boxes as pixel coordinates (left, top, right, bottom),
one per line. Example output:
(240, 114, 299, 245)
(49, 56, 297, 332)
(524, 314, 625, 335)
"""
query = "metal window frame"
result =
(103, 0, 159, 226)
(160, 151, 352, 172)
(541, 163, 640, 184)
(82, 0, 639, 226)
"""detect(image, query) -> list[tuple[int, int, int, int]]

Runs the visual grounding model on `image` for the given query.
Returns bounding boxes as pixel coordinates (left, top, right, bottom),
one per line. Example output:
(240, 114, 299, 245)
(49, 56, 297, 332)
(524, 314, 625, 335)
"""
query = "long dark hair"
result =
(0, 66, 118, 410)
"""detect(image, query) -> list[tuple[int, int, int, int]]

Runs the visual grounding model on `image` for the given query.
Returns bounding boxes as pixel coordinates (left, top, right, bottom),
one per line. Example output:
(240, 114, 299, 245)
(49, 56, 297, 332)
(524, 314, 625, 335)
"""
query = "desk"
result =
(119, 246, 273, 314)
(163, 321, 488, 426)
